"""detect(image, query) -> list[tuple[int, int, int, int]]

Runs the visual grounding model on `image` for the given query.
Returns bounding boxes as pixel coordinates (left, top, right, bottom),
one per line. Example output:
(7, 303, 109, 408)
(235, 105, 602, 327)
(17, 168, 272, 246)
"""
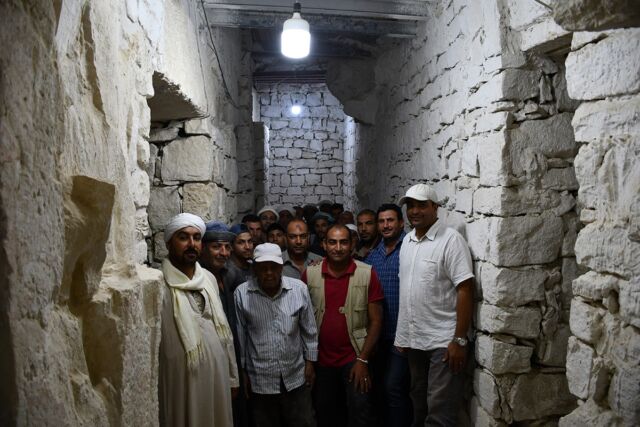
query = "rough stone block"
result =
(566, 28, 640, 100)
(315, 186, 332, 195)
(572, 271, 620, 301)
(322, 174, 337, 186)
(572, 95, 640, 142)
(478, 263, 546, 306)
(149, 126, 179, 142)
(541, 168, 579, 191)
(184, 118, 211, 136)
(306, 92, 322, 106)
(467, 214, 563, 267)
(569, 298, 604, 343)
(148, 186, 180, 231)
(476, 303, 542, 338)
(566, 336, 595, 399)
(182, 183, 226, 221)
(558, 398, 618, 427)
(536, 323, 571, 367)
(475, 131, 511, 186)
(475, 334, 533, 374)
(554, 1, 640, 32)
(153, 232, 168, 261)
(508, 373, 576, 421)
(161, 136, 213, 183)
(608, 363, 640, 424)
(519, 16, 571, 53)
(575, 222, 640, 280)
(261, 105, 281, 118)
(509, 113, 577, 161)
(619, 276, 640, 328)
(305, 174, 321, 185)
(131, 169, 150, 209)
(469, 396, 507, 427)
(473, 369, 502, 418)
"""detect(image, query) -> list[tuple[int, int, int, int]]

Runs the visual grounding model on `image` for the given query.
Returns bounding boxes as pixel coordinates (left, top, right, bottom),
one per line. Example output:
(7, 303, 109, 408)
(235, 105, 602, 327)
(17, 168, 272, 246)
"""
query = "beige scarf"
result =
(162, 259, 233, 371)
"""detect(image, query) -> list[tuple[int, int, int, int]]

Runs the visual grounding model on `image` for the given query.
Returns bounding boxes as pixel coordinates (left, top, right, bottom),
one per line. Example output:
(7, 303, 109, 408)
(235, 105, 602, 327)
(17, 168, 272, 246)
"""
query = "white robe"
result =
(159, 270, 238, 427)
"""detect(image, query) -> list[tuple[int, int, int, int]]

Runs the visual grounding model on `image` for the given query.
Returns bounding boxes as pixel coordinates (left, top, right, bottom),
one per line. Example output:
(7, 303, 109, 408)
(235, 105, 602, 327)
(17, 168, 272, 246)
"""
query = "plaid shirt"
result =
(364, 231, 406, 340)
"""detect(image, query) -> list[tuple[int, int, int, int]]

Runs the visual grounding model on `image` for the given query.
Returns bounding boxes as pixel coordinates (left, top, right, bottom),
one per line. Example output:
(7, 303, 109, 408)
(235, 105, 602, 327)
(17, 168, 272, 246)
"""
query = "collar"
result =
(373, 231, 406, 254)
(246, 276, 291, 293)
(409, 219, 441, 242)
(321, 258, 357, 278)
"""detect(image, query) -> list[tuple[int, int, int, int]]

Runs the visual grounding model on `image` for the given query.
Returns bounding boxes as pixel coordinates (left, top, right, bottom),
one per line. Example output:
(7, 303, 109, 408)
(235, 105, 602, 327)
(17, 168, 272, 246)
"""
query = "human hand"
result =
(348, 359, 371, 393)
(242, 370, 252, 399)
(304, 360, 315, 387)
(443, 341, 467, 374)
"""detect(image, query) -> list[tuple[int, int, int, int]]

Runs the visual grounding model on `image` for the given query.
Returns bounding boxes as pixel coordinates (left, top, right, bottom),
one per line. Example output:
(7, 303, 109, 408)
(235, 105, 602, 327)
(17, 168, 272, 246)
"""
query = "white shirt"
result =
(394, 219, 474, 351)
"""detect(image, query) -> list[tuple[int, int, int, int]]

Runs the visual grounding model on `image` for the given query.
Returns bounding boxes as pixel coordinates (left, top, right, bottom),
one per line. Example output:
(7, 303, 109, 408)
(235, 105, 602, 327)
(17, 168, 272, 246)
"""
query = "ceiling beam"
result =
(202, 0, 429, 20)
(204, 8, 418, 37)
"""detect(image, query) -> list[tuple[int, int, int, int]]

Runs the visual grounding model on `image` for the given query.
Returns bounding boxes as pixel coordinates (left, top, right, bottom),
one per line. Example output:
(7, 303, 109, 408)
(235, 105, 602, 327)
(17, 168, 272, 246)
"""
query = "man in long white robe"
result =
(159, 213, 239, 427)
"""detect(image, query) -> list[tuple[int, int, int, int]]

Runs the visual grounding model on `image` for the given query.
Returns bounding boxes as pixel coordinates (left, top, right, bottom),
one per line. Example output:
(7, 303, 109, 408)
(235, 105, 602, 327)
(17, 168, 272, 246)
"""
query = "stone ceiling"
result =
(202, 0, 429, 82)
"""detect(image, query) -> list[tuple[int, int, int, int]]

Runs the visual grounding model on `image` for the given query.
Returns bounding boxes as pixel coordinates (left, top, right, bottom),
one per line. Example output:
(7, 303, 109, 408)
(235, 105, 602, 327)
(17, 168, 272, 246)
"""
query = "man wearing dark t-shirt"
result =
(302, 224, 384, 427)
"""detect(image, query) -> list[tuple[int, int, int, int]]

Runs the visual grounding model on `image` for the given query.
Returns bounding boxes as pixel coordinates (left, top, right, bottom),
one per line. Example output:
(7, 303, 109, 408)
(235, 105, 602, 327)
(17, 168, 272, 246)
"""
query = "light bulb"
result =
(291, 105, 302, 115)
(281, 4, 310, 59)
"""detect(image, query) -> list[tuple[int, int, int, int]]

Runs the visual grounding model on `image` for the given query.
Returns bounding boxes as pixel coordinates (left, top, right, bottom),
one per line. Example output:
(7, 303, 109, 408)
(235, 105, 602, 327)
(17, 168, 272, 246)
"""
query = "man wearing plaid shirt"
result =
(364, 204, 411, 427)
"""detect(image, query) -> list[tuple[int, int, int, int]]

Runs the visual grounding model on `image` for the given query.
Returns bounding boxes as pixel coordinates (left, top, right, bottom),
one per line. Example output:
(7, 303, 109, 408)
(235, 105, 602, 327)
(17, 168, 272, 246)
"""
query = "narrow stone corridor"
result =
(1, 1, 638, 426)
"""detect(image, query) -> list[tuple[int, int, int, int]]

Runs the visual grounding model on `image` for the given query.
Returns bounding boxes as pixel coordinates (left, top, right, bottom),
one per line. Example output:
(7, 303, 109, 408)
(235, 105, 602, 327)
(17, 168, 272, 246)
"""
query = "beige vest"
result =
(306, 260, 372, 355)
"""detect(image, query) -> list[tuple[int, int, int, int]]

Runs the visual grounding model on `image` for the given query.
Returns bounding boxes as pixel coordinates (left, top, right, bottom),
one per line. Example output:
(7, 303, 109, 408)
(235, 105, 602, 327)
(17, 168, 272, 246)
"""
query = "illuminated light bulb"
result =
(281, 2, 310, 59)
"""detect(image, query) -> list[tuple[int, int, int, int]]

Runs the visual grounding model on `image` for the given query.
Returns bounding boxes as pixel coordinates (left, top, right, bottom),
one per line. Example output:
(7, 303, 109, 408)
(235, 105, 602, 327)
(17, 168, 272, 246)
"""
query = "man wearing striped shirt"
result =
(234, 243, 318, 427)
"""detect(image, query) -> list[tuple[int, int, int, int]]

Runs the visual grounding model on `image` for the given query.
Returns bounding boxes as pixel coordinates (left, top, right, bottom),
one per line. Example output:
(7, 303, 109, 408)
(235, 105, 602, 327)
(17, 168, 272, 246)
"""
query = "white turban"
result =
(164, 213, 206, 242)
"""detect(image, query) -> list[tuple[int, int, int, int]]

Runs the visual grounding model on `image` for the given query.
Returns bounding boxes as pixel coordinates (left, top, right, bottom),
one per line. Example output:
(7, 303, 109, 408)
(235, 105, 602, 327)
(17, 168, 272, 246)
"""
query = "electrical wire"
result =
(199, 0, 240, 108)
(532, 0, 553, 11)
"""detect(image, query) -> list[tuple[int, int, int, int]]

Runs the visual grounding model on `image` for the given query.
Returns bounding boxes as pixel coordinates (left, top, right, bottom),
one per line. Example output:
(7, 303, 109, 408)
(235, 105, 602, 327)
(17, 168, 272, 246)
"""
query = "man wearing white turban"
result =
(159, 213, 239, 427)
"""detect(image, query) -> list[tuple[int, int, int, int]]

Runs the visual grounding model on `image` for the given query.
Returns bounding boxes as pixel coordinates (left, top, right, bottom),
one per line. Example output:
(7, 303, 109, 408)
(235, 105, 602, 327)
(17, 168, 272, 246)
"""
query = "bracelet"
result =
(356, 357, 368, 365)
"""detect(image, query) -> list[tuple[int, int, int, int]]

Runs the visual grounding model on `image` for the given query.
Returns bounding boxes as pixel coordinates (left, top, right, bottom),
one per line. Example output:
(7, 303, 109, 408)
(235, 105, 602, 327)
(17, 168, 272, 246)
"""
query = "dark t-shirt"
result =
(302, 259, 384, 367)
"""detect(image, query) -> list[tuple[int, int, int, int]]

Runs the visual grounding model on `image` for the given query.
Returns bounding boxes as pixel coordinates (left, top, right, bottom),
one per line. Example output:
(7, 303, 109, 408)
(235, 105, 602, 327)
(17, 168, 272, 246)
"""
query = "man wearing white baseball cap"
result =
(234, 243, 318, 427)
(395, 184, 474, 427)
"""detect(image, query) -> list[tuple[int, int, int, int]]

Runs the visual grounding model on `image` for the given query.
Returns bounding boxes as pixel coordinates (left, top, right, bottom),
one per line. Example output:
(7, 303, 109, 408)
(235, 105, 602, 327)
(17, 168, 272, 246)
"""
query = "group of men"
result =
(158, 183, 475, 427)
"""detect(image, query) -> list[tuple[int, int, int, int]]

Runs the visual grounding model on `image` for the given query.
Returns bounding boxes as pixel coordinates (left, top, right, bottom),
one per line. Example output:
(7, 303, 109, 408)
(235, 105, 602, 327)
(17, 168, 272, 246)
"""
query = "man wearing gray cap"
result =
(234, 243, 318, 427)
(159, 213, 239, 427)
(395, 184, 474, 427)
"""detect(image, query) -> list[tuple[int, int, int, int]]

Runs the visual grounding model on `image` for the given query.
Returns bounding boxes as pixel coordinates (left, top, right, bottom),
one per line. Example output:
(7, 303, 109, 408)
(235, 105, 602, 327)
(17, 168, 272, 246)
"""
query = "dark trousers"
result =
(314, 361, 376, 427)
(372, 340, 412, 427)
(251, 385, 316, 427)
(407, 348, 465, 427)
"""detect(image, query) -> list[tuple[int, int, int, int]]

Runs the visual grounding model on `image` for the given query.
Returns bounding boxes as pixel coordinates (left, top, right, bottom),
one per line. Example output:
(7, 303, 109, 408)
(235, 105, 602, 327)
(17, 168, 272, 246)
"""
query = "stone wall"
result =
(333, 1, 583, 424)
(558, 24, 640, 427)
(0, 0, 248, 424)
(257, 83, 347, 207)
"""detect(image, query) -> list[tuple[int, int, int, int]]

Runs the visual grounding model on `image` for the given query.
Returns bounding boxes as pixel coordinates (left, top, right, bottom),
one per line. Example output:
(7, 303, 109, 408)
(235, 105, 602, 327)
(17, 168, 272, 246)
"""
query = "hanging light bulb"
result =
(281, 2, 310, 59)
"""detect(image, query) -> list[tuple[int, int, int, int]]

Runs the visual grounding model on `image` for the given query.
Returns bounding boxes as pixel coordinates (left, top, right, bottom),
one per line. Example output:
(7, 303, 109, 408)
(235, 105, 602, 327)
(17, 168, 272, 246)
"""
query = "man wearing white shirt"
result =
(394, 184, 474, 427)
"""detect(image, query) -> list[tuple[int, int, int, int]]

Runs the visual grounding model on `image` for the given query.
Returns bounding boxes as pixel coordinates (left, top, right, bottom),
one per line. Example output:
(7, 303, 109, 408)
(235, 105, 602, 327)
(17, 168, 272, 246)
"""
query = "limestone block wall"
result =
(0, 0, 248, 424)
(558, 27, 640, 426)
(338, 1, 584, 424)
(257, 83, 347, 207)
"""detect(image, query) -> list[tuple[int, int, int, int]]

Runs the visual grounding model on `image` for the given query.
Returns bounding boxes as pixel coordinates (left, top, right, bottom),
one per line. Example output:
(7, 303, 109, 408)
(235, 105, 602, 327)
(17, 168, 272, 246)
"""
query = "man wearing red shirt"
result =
(302, 224, 384, 427)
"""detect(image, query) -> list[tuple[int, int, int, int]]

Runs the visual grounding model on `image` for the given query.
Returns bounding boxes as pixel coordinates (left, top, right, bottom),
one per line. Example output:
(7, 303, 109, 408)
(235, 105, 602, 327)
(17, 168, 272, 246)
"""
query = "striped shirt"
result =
(364, 231, 406, 340)
(234, 275, 318, 394)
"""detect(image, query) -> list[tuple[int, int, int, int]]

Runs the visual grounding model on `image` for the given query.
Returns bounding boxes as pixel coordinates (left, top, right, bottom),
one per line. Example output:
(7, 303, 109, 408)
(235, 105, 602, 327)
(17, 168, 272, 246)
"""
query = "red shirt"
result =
(302, 259, 384, 367)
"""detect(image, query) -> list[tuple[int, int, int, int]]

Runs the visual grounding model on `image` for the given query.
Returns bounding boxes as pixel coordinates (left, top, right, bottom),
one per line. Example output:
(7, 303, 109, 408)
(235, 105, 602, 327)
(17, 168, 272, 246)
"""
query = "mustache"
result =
(184, 249, 199, 255)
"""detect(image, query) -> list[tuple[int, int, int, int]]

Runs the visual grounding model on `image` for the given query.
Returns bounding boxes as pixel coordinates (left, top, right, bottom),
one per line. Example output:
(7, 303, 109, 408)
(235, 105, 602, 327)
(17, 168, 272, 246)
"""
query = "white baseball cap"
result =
(257, 206, 280, 221)
(398, 183, 441, 206)
(253, 243, 284, 264)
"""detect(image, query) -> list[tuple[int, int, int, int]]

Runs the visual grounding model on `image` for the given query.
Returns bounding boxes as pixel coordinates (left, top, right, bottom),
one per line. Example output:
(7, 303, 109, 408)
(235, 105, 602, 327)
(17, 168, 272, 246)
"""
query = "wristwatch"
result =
(452, 336, 468, 347)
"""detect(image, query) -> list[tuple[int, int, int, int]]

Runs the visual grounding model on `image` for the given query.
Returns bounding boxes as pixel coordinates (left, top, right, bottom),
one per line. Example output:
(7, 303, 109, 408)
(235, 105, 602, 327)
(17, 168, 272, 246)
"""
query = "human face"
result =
(331, 206, 343, 219)
(406, 199, 438, 234)
(378, 210, 404, 242)
(325, 227, 353, 265)
(314, 219, 330, 239)
(166, 226, 202, 267)
(246, 221, 263, 245)
(254, 261, 283, 294)
(286, 220, 310, 256)
(338, 211, 355, 225)
(259, 211, 277, 230)
(268, 229, 287, 250)
(232, 232, 254, 261)
(278, 210, 293, 227)
(357, 213, 378, 243)
(201, 241, 231, 271)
